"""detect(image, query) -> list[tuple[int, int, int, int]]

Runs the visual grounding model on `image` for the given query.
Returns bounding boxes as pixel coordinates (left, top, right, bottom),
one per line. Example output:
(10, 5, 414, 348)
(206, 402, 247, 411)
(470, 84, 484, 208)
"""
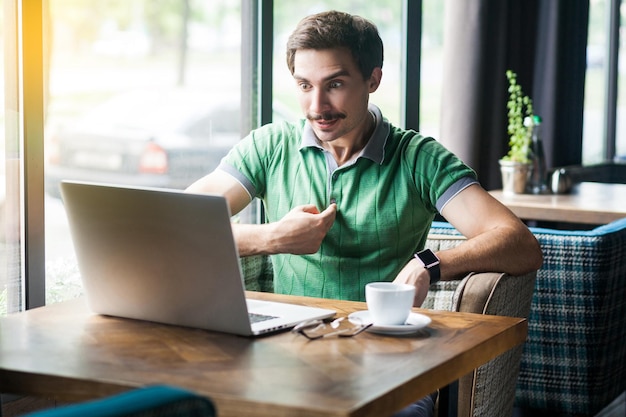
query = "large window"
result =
(419, 0, 444, 139)
(1, 0, 6, 315)
(1, 0, 41, 315)
(1, 0, 22, 315)
(43, 1, 244, 305)
(2, 1, 446, 314)
(584, 0, 626, 163)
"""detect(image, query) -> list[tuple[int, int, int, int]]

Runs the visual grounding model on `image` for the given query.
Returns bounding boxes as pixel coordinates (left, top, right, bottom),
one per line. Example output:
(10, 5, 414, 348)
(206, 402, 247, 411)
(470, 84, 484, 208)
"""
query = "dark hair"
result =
(286, 10, 384, 80)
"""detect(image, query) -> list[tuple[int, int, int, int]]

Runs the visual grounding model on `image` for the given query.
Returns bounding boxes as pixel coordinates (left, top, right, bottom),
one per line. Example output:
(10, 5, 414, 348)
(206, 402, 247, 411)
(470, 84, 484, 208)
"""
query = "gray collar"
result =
(300, 104, 390, 165)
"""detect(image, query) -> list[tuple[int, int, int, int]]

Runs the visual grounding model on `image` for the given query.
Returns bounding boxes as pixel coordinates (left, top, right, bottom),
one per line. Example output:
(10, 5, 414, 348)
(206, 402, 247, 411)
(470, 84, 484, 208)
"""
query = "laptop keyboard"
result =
(249, 312, 278, 324)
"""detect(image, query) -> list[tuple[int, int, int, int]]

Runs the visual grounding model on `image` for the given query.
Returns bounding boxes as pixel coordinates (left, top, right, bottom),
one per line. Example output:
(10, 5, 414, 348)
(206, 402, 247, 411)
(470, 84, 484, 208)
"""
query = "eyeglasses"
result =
(291, 316, 372, 340)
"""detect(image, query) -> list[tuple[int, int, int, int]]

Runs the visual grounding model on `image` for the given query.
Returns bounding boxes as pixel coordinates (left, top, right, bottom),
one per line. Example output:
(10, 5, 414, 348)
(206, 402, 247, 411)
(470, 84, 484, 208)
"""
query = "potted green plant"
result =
(499, 69, 534, 194)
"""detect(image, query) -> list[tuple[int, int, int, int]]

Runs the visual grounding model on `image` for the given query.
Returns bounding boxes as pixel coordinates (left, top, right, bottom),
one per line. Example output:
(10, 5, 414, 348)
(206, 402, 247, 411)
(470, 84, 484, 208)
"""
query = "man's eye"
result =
(299, 83, 311, 91)
(329, 81, 342, 89)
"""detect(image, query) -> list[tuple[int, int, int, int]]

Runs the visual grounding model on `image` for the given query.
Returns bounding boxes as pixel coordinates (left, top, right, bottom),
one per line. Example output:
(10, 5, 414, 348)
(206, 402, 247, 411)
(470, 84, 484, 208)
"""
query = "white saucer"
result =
(348, 310, 432, 335)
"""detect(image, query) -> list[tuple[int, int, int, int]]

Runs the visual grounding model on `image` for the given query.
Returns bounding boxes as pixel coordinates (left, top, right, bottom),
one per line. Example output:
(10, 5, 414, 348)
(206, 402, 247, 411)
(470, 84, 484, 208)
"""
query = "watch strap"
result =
(413, 249, 441, 285)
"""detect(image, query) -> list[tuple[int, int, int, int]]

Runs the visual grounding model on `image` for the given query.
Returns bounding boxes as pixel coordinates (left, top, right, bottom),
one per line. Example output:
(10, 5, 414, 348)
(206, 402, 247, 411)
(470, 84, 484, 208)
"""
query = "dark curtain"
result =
(438, 0, 589, 190)
(533, 1, 589, 169)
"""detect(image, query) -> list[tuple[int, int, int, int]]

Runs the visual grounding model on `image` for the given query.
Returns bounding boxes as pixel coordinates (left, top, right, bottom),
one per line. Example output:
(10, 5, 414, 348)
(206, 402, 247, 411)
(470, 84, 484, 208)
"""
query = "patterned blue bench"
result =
(428, 218, 626, 416)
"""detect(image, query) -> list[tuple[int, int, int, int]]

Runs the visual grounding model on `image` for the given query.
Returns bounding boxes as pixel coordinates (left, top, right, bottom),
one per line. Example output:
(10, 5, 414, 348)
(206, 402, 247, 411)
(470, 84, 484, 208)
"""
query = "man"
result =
(188, 10, 542, 416)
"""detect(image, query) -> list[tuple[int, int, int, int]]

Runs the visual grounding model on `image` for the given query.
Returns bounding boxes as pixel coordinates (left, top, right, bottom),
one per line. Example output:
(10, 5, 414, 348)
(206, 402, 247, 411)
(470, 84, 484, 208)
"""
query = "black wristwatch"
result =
(414, 249, 441, 285)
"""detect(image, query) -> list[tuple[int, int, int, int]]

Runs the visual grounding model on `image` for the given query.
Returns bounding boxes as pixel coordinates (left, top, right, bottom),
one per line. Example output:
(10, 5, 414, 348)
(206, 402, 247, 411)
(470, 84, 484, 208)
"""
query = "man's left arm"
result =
(437, 183, 543, 279)
(394, 183, 543, 306)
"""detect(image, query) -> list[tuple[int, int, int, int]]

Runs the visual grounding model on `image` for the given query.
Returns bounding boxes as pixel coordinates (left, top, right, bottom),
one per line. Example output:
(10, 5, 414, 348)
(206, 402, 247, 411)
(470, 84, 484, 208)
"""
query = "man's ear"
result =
(368, 67, 383, 93)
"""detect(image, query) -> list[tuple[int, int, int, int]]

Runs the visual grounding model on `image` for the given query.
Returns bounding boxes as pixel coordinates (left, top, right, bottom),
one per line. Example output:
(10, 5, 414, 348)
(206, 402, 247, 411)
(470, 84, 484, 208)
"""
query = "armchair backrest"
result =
(240, 254, 274, 293)
(518, 217, 626, 415)
(430, 218, 626, 416)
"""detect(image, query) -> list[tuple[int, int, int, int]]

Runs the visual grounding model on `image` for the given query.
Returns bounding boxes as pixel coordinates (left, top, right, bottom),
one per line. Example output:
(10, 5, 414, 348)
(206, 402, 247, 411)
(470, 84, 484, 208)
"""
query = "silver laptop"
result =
(60, 181, 335, 336)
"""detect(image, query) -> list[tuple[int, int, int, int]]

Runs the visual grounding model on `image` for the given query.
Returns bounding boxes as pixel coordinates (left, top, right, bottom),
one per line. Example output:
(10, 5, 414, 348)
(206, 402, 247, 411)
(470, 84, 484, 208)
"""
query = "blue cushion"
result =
(21, 385, 216, 417)
(433, 216, 626, 236)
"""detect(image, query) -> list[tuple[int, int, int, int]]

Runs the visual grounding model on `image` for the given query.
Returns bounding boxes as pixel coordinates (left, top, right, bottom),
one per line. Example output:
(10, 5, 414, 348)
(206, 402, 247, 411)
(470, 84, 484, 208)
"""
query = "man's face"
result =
(292, 48, 381, 145)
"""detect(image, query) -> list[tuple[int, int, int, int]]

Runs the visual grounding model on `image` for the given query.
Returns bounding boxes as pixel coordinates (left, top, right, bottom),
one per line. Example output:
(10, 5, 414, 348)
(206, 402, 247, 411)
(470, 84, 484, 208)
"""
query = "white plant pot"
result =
(499, 159, 531, 194)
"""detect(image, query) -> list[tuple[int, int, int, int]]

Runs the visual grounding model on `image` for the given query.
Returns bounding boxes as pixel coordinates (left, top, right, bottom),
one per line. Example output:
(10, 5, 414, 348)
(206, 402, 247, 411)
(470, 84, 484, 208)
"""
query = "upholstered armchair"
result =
(428, 218, 626, 416)
(18, 385, 216, 417)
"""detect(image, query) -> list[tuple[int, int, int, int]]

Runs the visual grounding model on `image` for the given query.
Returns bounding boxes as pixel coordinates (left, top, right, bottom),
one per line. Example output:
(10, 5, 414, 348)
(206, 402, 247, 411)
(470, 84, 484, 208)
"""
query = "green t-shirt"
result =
(220, 105, 477, 301)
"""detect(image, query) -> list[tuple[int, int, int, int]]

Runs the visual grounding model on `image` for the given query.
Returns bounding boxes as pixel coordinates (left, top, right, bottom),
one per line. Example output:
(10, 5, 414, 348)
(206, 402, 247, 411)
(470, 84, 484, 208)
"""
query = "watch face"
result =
(418, 249, 439, 267)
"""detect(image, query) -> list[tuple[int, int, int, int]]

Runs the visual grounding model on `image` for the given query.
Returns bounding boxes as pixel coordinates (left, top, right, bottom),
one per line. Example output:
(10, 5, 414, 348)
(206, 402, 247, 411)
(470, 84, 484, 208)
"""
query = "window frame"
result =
(20, 0, 47, 310)
(601, 0, 620, 160)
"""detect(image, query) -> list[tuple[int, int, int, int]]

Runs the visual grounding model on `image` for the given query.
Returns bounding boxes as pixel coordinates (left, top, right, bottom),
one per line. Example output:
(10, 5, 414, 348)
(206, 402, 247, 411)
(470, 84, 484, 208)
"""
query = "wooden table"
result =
(0, 292, 527, 417)
(490, 182, 626, 225)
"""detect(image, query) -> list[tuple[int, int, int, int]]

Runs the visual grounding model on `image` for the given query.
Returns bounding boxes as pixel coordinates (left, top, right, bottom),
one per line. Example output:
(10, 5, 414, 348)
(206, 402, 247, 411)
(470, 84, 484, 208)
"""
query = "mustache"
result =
(307, 112, 347, 121)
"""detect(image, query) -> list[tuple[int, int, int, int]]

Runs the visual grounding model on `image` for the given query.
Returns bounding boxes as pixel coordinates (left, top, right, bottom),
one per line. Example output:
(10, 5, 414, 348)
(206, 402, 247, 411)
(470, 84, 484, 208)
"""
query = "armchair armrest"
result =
(452, 271, 536, 417)
(453, 271, 536, 317)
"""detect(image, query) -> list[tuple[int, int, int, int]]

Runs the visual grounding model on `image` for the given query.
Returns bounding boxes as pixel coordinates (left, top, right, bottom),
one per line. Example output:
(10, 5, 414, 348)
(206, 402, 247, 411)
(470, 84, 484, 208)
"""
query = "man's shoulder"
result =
(384, 125, 474, 175)
(386, 124, 431, 144)
(253, 119, 306, 141)
(385, 124, 442, 157)
(236, 119, 306, 158)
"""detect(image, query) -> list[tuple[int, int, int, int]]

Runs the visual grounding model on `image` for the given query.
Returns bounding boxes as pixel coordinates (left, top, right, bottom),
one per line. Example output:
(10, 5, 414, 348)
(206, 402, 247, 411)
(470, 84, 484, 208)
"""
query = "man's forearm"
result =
(232, 223, 274, 257)
(436, 223, 543, 281)
(232, 204, 338, 257)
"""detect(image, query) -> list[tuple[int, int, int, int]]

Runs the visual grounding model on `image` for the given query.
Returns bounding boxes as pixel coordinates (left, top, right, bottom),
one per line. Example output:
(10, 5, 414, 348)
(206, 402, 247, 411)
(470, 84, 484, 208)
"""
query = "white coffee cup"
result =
(365, 282, 415, 325)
